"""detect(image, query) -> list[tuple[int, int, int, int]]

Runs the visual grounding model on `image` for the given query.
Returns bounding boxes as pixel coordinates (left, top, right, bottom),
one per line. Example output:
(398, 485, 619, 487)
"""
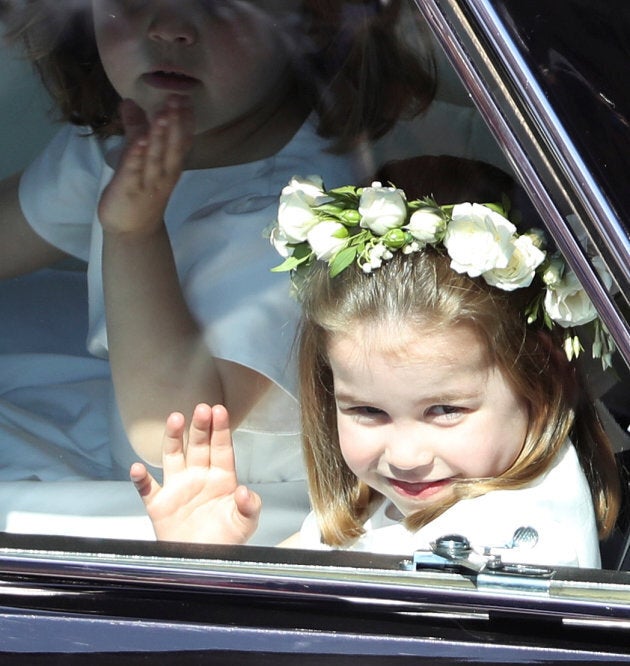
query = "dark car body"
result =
(0, 0, 629, 662)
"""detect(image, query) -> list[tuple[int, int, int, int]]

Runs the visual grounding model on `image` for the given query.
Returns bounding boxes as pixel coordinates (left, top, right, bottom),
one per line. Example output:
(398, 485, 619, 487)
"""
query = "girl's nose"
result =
(148, 9, 198, 45)
(384, 435, 435, 472)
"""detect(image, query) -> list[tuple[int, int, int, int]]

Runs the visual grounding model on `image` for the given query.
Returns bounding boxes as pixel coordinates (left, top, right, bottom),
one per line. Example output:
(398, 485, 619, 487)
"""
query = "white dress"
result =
(298, 442, 601, 568)
(0, 117, 354, 544)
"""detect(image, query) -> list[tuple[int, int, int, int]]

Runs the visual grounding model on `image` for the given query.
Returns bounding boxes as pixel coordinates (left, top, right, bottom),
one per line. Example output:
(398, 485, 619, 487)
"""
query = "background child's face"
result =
(92, 0, 298, 135)
(328, 321, 530, 518)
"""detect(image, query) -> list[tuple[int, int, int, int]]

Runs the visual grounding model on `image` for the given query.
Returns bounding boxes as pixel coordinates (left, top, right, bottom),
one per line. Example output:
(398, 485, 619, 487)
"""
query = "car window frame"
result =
(414, 0, 630, 367)
(0, 2, 629, 646)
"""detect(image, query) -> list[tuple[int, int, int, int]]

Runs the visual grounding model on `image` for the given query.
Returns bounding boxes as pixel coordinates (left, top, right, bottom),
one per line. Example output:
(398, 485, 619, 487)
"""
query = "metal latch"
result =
(402, 531, 555, 594)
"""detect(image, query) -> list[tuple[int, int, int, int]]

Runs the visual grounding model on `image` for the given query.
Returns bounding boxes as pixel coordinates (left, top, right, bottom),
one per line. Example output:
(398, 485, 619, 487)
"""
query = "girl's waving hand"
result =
(130, 404, 261, 545)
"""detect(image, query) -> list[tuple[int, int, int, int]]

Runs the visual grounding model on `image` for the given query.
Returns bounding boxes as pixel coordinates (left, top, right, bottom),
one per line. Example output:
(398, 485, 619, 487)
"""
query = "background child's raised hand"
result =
(130, 403, 261, 545)
(98, 95, 195, 238)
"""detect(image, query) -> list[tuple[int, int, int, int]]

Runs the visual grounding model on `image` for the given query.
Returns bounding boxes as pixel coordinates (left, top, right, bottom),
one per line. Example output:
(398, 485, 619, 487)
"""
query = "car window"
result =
(0, 0, 628, 575)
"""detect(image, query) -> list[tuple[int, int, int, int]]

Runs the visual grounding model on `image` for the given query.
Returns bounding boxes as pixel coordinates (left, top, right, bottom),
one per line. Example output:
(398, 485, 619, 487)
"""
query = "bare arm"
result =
(0, 172, 68, 279)
(100, 97, 270, 466)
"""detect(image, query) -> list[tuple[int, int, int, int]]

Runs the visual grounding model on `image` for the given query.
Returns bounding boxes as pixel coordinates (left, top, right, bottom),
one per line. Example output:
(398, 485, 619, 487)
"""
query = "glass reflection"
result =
(0, 0, 627, 570)
(0, 0, 435, 545)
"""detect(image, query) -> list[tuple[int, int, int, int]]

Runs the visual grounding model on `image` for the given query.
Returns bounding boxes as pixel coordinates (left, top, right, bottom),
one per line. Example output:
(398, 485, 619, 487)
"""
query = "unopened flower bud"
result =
(383, 228, 407, 249)
(340, 209, 361, 224)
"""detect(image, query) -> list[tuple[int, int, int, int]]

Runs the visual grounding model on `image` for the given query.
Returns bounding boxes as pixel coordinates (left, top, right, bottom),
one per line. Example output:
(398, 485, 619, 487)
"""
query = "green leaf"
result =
(271, 247, 312, 272)
(328, 185, 360, 197)
(328, 246, 358, 277)
(315, 203, 346, 216)
(292, 243, 312, 261)
(484, 202, 508, 217)
(271, 256, 302, 272)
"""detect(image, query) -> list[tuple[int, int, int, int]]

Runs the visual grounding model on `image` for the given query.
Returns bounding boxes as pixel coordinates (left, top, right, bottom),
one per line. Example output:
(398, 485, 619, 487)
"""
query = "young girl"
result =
(0, 0, 434, 536)
(131, 156, 621, 567)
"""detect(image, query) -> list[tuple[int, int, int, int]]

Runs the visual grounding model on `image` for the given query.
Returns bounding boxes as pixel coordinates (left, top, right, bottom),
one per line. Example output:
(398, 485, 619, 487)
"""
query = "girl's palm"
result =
(98, 96, 194, 237)
(130, 404, 261, 544)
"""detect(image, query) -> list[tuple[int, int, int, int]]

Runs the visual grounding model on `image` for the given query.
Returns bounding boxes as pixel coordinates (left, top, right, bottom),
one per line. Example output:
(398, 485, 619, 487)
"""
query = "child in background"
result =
(0, 0, 434, 526)
(131, 156, 621, 566)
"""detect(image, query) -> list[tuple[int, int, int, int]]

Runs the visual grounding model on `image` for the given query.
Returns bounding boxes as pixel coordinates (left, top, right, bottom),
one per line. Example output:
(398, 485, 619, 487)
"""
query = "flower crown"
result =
(270, 176, 616, 368)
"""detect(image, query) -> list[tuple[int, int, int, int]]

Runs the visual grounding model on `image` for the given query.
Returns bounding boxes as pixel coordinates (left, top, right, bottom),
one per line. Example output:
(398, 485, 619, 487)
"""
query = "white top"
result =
(0, 118, 352, 544)
(298, 442, 601, 568)
(15, 117, 352, 473)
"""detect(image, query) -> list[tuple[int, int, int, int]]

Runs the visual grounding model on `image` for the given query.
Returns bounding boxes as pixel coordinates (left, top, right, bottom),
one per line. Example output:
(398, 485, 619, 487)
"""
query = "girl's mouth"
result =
(388, 478, 451, 500)
(142, 71, 200, 92)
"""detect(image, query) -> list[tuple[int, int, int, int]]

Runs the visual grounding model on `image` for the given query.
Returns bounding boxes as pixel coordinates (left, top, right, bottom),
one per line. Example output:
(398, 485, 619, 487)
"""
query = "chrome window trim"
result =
(1, 543, 630, 623)
(414, 0, 630, 366)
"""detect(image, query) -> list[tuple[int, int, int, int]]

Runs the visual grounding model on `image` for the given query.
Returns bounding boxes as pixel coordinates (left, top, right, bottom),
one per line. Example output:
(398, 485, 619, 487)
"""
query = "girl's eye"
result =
(352, 405, 385, 416)
(341, 405, 388, 421)
(426, 405, 464, 420)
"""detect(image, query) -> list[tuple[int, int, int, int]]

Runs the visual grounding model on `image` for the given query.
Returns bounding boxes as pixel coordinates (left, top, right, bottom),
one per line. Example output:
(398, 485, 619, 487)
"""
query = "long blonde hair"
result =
(299, 246, 621, 547)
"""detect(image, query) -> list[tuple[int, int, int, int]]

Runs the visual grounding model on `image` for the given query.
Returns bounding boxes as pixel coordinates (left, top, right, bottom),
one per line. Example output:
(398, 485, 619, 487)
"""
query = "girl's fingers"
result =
(143, 116, 169, 185)
(115, 138, 149, 192)
(161, 411, 188, 478)
(119, 98, 151, 187)
(163, 97, 195, 173)
(234, 485, 262, 522)
(185, 403, 213, 468)
(129, 462, 162, 506)
(208, 404, 237, 476)
(120, 98, 149, 144)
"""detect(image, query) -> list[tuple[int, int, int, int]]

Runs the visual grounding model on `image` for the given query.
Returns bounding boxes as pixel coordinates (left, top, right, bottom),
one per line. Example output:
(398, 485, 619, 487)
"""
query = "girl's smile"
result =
(387, 477, 453, 501)
(328, 321, 530, 518)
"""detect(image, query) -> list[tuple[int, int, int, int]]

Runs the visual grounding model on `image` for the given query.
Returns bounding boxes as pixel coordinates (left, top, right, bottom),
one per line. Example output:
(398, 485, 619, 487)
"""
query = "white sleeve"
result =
(18, 124, 109, 260)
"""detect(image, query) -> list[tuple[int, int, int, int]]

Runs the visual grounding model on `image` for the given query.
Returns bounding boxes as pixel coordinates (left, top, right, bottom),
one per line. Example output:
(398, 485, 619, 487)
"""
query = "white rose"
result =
(404, 208, 445, 244)
(483, 235, 546, 291)
(269, 225, 292, 258)
(541, 255, 565, 287)
(544, 258, 613, 327)
(306, 221, 348, 261)
(276, 176, 330, 243)
(277, 190, 320, 243)
(444, 203, 516, 277)
(283, 175, 327, 202)
(359, 182, 407, 236)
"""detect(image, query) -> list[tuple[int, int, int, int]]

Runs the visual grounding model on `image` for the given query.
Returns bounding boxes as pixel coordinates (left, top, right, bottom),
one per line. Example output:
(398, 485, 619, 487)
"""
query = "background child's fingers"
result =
(119, 98, 149, 144)
(185, 403, 213, 468)
(116, 139, 148, 188)
(129, 462, 162, 505)
(161, 411, 188, 478)
(163, 97, 194, 173)
(143, 116, 169, 185)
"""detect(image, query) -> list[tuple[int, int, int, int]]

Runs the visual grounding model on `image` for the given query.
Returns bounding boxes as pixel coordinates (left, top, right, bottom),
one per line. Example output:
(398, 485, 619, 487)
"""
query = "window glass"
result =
(0, 0, 627, 573)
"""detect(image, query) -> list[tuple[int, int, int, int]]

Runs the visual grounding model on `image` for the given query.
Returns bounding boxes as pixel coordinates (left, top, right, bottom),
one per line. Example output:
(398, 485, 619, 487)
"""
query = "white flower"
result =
(277, 175, 329, 243)
(404, 208, 445, 244)
(306, 221, 348, 261)
(402, 240, 421, 254)
(541, 255, 565, 287)
(543, 258, 613, 328)
(269, 225, 292, 258)
(359, 182, 407, 236)
(443, 203, 516, 277)
(483, 235, 546, 291)
(284, 175, 327, 201)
